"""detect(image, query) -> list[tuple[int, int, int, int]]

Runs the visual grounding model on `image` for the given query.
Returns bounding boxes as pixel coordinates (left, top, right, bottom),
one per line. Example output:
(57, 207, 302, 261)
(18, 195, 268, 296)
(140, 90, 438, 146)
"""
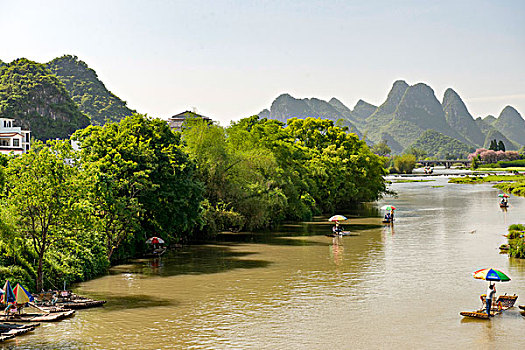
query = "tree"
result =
(371, 140, 391, 157)
(404, 146, 427, 160)
(74, 114, 203, 259)
(4, 140, 81, 291)
(489, 139, 498, 151)
(498, 140, 506, 152)
(394, 154, 416, 174)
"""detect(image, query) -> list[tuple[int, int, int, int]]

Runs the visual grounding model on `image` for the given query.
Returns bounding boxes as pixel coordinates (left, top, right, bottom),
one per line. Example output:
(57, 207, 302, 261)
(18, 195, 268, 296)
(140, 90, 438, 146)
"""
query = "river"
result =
(4, 176, 525, 349)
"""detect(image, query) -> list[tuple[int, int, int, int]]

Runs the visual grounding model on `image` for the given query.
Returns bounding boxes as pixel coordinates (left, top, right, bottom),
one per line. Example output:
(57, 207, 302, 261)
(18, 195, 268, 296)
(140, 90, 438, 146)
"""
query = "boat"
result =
(499, 203, 509, 208)
(0, 323, 39, 342)
(144, 246, 167, 258)
(460, 294, 518, 319)
(53, 299, 106, 309)
(325, 231, 359, 237)
(519, 305, 524, 311)
(0, 309, 75, 322)
(34, 291, 106, 309)
(382, 219, 394, 224)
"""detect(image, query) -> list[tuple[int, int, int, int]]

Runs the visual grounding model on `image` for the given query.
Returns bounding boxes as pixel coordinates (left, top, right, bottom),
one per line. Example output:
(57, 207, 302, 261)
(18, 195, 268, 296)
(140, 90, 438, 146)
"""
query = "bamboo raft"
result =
(53, 299, 106, 309)
(519, 305, 525, 311)
(35, 291, 106, 309)
(0, 309, 75, 322)
(0, 323, 39, 342)
(325, 231, 359, 237)
(460, 294, 518, 319)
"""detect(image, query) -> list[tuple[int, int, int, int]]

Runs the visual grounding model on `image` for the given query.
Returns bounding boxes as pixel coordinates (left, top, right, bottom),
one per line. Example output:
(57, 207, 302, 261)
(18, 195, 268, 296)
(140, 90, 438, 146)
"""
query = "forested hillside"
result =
(47, 55, 135, 125)
(409, 130, 474, 159)
(0, 58, 90, 140)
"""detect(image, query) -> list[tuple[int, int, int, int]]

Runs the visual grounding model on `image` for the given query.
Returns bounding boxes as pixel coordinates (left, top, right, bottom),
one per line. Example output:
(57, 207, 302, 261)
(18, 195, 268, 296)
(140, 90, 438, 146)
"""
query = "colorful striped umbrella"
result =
(13, 283, 34, 304)
(328, 215, 347, 222)
(0, 281, 15, 304)
(498, 194, 509, 198)
(380, 205, 396, 211)
(473, 268, 511, 282)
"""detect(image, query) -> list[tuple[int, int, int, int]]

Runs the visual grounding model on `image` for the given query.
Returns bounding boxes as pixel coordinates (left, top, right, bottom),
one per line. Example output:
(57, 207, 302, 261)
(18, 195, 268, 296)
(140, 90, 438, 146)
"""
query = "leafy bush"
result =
(393, 154, 416, 174)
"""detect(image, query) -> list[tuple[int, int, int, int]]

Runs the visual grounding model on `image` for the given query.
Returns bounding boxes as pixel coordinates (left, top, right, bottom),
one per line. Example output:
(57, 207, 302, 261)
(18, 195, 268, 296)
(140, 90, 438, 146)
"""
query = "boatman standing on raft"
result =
(486, 284, 496, 317)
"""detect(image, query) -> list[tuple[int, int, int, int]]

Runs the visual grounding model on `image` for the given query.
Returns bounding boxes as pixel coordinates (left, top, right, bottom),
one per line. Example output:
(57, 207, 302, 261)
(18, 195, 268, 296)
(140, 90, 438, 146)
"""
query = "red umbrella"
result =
(146, 237, 165, 244)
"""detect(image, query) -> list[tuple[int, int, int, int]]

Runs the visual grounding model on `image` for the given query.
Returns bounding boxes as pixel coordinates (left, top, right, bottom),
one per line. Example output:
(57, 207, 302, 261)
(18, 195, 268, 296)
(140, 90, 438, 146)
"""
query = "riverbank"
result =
(448, 174, 525, 197)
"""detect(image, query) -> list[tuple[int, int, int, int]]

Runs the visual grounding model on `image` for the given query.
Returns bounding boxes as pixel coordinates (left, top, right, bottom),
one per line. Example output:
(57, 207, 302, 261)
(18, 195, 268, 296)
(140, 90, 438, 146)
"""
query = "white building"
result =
(0, 118, 31, 155)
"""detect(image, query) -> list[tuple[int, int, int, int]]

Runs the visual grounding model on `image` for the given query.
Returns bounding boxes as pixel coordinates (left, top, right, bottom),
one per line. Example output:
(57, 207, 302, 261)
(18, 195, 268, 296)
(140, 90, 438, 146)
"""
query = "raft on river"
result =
(460, 294, 518, 319)
(0, 323, 39, 342)
(35, 291, 106, 309)
(325, 231, 359, 237)
(0, 309, 75, 322)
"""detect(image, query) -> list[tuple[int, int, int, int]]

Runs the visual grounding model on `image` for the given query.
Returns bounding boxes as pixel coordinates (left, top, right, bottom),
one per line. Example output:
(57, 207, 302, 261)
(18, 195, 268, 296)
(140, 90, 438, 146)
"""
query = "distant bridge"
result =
(418, 160, 470, 169)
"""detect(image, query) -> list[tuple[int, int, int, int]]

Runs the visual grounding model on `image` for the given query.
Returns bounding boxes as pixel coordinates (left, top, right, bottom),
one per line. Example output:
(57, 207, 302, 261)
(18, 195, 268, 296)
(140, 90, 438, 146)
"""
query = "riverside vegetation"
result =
(0, 114, 387, 292)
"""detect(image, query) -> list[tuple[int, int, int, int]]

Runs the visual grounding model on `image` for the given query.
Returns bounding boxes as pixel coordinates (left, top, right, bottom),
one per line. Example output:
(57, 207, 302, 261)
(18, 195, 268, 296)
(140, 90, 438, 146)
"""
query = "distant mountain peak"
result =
(352, 99, 377, 120)
(442, 87, 484, 146)
(493, 105, 525, 146)
(499, 105, 523, 120)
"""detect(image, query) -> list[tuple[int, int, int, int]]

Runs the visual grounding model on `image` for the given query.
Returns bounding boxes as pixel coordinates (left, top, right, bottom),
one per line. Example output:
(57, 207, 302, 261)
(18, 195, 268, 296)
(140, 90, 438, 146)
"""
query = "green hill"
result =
(492, 106, 525, 146)
(47, 55, 135, 125)
(442, 88, 484, 146)
(260, 93, 361, 136)
(352, 99, 377, 120)
(0, 58, 90, 140)
(364, 80, 409, 148)
(474, 117, 518, 150)
(389, 83, 467, 147)
(409, 129, 474, 159)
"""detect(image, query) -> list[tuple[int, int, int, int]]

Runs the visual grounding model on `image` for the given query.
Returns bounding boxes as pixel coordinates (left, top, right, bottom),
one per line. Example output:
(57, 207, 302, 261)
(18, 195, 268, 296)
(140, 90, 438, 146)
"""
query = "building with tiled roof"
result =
(167, 111, 212, 131)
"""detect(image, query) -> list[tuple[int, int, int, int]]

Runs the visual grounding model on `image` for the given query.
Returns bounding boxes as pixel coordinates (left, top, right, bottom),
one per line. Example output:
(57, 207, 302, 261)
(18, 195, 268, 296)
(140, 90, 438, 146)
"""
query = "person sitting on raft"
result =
(384, 212, 392, 222)
(333, 223, 343, 235)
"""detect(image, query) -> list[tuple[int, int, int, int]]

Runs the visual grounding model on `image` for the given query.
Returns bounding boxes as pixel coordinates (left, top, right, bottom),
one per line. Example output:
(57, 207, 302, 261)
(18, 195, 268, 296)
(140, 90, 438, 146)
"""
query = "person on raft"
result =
(384, 212, 392, 222)
(332, 223, 343, 235)
(486, 283, 496, 317)
(4, 303, 17, 319)
(500, 198, 508, 206)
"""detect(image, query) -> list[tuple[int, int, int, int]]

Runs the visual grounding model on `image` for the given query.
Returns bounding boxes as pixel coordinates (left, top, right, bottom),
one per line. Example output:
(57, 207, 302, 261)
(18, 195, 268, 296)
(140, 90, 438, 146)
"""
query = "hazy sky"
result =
(1, 0, 524, 125)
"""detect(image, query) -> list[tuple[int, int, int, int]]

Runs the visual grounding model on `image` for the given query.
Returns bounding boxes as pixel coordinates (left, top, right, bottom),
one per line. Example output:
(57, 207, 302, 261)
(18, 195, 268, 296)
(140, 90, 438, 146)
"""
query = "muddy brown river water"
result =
(4, 176, 525, 349)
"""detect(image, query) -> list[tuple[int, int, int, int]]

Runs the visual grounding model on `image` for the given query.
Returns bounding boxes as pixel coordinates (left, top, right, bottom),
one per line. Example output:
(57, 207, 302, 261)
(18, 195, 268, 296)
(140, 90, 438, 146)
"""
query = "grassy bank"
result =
(475, 167, 525, 172)
(391, 179, 435, 183)
(448, 175, 525, 184)
(449, 175, 525, 197)
(505, 224, 525, 259)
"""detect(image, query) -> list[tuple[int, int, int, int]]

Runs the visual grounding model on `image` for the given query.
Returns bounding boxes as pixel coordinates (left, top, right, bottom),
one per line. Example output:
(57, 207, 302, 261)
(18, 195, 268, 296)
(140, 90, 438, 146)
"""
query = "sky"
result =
(1, 0, 524, 125)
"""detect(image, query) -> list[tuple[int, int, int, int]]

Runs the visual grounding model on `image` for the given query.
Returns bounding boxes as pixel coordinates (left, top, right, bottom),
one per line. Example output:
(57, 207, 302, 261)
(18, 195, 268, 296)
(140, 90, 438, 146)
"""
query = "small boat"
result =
(325, 231, 359, 237)
(35, 291, 106, 309)
(499, 203, 509, 208)
(460, 294, 518, 319)
(54, 299, 106, 310)
(144, 246, 167, 258)
(519, 305, 524, 311)
(0, 323, 39, 342)
(424, 166, 433, 174)
(382, 219, 394, 224)
(0, 309, 75, 322)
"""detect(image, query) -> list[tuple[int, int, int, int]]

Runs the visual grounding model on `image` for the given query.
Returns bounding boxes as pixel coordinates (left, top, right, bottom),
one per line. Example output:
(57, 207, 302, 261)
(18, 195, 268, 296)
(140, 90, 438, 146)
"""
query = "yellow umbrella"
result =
(12, 283, 33, 304)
